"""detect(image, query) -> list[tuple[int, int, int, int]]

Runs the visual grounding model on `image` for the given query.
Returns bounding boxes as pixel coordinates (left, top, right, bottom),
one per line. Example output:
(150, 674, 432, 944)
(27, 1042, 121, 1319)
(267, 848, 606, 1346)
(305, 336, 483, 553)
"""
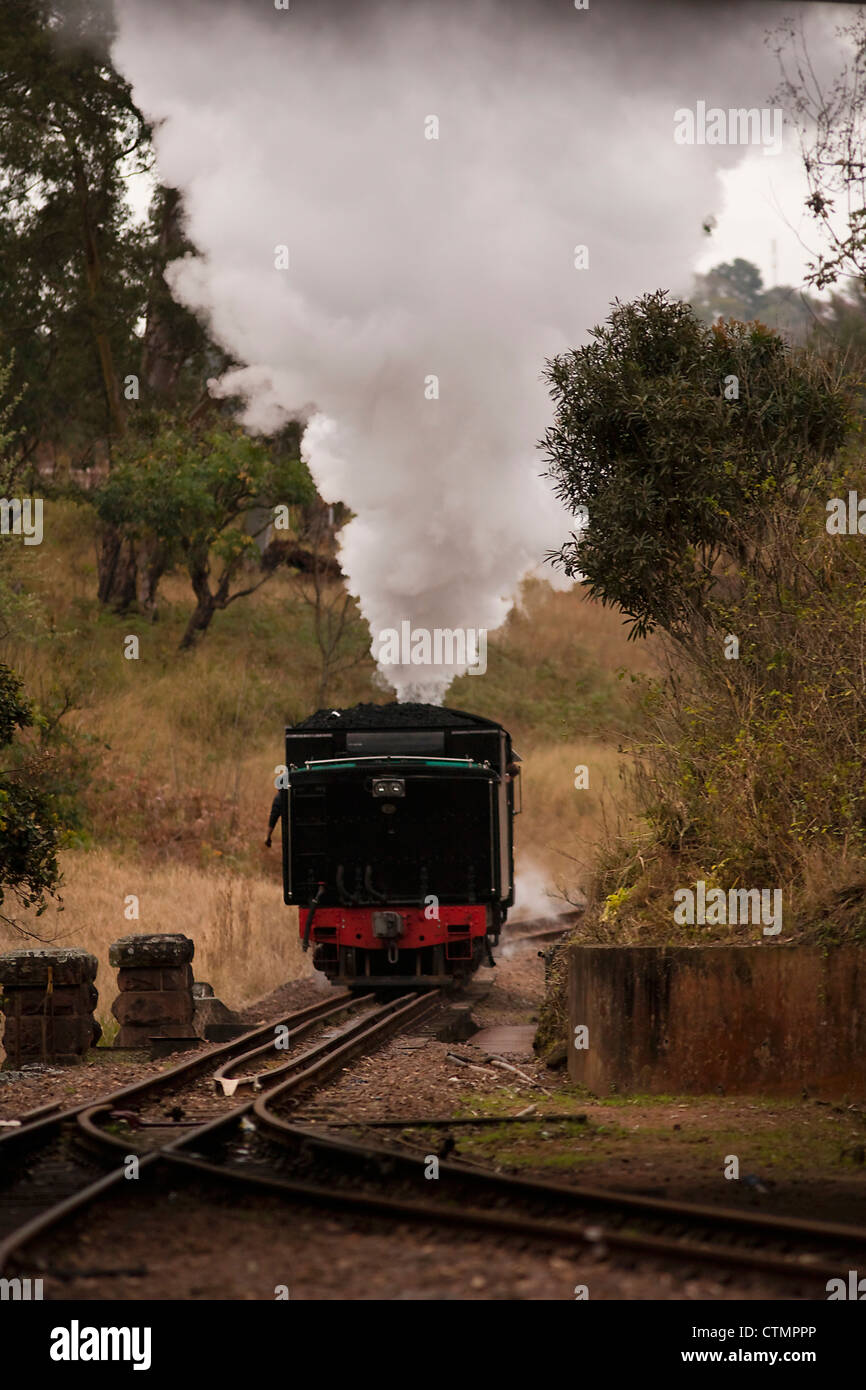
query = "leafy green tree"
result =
(0, 4, 227, 613)
(541, 291, 848, 641)
(0, 0, 151, 616)
(94, 419, 316, 647)
(0, 355, 44, 644)
(0, 664, 62, 933)
(691, 257, 765, 321)
(0, 0, 148, 456)
(691, 258, 817, 344)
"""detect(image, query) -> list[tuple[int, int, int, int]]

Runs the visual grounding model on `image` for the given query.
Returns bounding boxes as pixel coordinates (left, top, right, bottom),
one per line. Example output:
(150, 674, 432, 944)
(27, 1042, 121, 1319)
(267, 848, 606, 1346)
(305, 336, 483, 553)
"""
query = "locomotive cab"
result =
(281, 704, 517, 988)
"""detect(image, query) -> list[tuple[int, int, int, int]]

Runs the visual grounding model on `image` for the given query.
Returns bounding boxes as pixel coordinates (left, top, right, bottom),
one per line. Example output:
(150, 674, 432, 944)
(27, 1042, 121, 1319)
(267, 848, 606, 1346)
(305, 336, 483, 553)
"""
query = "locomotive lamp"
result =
(372, 778, 405, 796)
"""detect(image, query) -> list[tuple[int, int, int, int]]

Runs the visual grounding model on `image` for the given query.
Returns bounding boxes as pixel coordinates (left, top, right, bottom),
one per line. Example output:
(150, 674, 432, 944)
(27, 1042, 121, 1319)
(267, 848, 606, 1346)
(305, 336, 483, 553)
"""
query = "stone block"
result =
(115, 1021, 197, 1048)
(2, 983, 98, 1017)
(112, 989, 194, 1027)
(193, 995, 240, 1031)
(116, 965, 193, 992)
(0, 948, 98, 988)
(2, 1014, 95, 1059)
(108, 934, 194, 969)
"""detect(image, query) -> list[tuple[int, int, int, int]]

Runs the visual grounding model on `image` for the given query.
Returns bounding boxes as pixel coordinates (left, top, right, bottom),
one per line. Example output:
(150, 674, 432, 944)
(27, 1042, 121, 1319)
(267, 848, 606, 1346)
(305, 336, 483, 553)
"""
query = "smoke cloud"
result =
(112, 0, 837, 698)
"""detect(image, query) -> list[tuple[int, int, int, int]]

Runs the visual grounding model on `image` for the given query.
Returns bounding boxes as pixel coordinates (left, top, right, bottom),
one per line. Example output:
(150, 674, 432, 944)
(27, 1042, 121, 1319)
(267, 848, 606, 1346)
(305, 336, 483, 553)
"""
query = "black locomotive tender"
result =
(280, 702, 519, 987)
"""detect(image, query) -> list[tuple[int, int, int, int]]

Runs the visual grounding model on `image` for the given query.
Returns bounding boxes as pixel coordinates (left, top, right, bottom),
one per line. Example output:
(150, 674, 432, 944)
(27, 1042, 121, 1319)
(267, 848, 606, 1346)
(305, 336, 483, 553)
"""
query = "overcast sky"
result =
(694, 132, 832, 292)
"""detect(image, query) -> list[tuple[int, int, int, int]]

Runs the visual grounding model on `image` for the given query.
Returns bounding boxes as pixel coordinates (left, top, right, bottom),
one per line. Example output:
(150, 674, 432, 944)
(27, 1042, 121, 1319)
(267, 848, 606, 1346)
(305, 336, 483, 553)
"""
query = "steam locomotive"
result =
(280, 703, 519, 987)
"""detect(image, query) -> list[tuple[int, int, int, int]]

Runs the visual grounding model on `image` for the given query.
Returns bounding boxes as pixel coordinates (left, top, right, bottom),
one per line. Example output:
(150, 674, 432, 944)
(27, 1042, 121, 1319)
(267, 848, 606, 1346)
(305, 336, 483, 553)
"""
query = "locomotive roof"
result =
(292, 702, 506, 732)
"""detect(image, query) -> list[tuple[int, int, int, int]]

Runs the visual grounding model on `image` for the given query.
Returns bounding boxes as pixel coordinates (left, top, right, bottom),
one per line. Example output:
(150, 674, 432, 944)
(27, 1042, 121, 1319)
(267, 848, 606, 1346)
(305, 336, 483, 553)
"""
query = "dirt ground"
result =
(20, 1177, 799, 1301)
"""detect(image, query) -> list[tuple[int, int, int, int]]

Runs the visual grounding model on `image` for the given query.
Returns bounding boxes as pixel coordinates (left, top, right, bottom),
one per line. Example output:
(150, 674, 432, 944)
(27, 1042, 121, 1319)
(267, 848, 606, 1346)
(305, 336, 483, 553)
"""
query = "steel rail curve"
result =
(0, 990, 439, 1271)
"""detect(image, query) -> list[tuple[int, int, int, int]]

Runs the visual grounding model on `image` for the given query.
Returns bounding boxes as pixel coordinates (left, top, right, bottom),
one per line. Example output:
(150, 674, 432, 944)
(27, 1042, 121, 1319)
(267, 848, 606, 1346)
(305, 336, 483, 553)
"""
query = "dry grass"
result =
(450, 578, 658, 744)
(510, 580, 655, 681)
(1, 850, 311, 1029)
(512, 738, 635, 907)
(1, 501, 379, 767)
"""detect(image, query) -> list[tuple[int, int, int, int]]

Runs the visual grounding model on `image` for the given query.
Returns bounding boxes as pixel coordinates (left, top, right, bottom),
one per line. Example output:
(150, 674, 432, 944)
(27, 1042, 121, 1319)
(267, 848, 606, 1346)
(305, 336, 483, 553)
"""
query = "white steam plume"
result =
(112, 0, 836, 699)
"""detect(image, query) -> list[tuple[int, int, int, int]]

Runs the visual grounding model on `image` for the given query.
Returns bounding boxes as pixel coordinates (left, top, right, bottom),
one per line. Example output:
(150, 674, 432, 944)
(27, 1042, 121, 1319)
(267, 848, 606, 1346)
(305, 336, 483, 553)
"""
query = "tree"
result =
(0, 355, 45, 644)
(0, 3, 228, 616)
(0, 0, 152, 611)
(123, 187, 233, 617)
(541, 291, 848, 641)
(808, 277, 866, 374)
(691, 259, 817, 344)
(691, 258, 764, 321)
(0, 357, 21, 501)
(0, 2, 149, 448)
(773, 12, 866, 290)
(293, 501, 370, 706)
(93, 418, 316, 648)
(139, 186, 224, 408)
(0, 664, 63, 935)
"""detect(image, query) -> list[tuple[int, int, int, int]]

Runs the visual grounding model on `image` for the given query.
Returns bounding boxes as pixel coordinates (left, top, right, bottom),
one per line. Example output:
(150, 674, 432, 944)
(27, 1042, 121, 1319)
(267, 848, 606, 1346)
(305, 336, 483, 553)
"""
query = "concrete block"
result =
(567, 944, 866, 1097)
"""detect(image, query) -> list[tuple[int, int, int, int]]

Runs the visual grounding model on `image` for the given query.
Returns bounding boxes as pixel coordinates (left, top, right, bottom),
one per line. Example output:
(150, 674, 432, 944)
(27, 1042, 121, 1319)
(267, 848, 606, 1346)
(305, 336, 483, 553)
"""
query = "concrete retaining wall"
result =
(567, 944, 866, 1097)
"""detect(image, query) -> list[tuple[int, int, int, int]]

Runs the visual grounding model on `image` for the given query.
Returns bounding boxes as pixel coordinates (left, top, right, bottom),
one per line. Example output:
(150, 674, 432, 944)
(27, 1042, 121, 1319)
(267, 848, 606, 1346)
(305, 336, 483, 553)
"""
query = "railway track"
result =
(500, 911, 582, 950)
(26, 1056, 861, 1297)
(153, 1108, 866, 1295)
(4, 945, 863, 1298)
(0, 988, 439, 1273)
